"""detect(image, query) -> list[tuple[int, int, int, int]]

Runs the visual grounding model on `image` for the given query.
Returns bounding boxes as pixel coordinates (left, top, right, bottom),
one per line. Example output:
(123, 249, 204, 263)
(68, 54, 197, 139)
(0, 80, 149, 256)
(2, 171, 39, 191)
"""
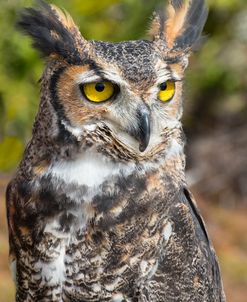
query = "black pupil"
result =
(95, 83, 105, 92)
(160, 82, 167, 91)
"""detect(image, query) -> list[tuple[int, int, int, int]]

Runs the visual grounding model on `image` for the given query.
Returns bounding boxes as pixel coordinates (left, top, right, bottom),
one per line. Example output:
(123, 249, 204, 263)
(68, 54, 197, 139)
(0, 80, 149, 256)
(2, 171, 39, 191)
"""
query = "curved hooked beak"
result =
(136, 104, 151, 152)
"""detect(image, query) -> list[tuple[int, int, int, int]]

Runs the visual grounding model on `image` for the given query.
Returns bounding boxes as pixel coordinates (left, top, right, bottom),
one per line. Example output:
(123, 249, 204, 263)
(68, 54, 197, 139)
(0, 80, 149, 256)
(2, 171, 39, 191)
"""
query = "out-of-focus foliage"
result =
(186, 0, 247, 134)
(0, 0, 246, 171)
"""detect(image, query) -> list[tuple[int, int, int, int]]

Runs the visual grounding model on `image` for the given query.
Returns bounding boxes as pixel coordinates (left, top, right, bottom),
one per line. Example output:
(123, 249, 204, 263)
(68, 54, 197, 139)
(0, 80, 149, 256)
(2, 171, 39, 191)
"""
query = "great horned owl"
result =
(6, 0, 225, 301)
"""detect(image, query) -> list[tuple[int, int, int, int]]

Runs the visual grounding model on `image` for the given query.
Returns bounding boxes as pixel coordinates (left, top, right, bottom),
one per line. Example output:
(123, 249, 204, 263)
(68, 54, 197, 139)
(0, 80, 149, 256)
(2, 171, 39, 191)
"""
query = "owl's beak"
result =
(136, 104, 151, 152)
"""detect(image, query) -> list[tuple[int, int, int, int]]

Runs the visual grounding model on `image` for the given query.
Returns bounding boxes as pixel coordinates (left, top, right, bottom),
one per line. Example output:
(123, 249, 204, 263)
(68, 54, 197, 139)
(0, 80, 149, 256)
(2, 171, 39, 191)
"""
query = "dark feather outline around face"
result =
(17, 0, 208, 63)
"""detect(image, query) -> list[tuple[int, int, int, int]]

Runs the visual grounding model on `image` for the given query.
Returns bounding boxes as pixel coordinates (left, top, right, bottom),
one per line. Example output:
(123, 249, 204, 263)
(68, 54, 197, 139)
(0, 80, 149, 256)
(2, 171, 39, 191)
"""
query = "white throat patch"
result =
(46, 150, 135, 188)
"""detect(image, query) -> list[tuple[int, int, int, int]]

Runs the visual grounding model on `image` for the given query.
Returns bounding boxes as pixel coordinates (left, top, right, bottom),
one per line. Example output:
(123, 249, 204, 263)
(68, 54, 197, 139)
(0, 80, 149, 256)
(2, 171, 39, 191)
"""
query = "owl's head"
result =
(18, 0, 208, 161)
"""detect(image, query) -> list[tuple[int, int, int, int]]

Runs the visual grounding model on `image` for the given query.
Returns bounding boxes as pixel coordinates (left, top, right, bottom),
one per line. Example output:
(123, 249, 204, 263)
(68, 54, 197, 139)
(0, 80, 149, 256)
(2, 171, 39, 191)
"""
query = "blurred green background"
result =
(0, 0, 246, 301)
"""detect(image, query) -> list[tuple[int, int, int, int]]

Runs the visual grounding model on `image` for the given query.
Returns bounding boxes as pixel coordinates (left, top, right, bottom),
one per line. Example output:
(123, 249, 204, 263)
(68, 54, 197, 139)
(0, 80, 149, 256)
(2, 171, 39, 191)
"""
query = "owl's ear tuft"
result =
(149, 0, 208, 52)
(17, 0, 88, 63)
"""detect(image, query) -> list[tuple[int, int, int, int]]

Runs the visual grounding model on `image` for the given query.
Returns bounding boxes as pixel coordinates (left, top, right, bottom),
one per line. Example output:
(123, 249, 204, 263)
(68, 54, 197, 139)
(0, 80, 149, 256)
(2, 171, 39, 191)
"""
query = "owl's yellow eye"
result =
(81, 81, 115, 103)
(158, 80, 175, 102)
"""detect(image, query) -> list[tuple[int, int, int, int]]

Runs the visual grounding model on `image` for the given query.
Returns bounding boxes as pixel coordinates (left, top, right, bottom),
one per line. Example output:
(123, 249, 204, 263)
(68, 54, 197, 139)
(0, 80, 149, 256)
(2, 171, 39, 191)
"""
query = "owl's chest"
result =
(40, 197, 172, 301)
(62, 218, 171, 300)
(37, 152, 173, 299)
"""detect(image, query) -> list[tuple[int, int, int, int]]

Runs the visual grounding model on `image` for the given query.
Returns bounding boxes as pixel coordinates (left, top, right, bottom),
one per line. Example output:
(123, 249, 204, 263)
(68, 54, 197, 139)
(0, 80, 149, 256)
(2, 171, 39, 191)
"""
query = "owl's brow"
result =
(156, 66, 182, 83)
(71, 56, 119, 84)
(78, 60, 124, 85)
(97, 69, 126, 86)
(75, 70, 124, 87)
(71, 58, 105, 79)
(76, 72, 103, 84)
